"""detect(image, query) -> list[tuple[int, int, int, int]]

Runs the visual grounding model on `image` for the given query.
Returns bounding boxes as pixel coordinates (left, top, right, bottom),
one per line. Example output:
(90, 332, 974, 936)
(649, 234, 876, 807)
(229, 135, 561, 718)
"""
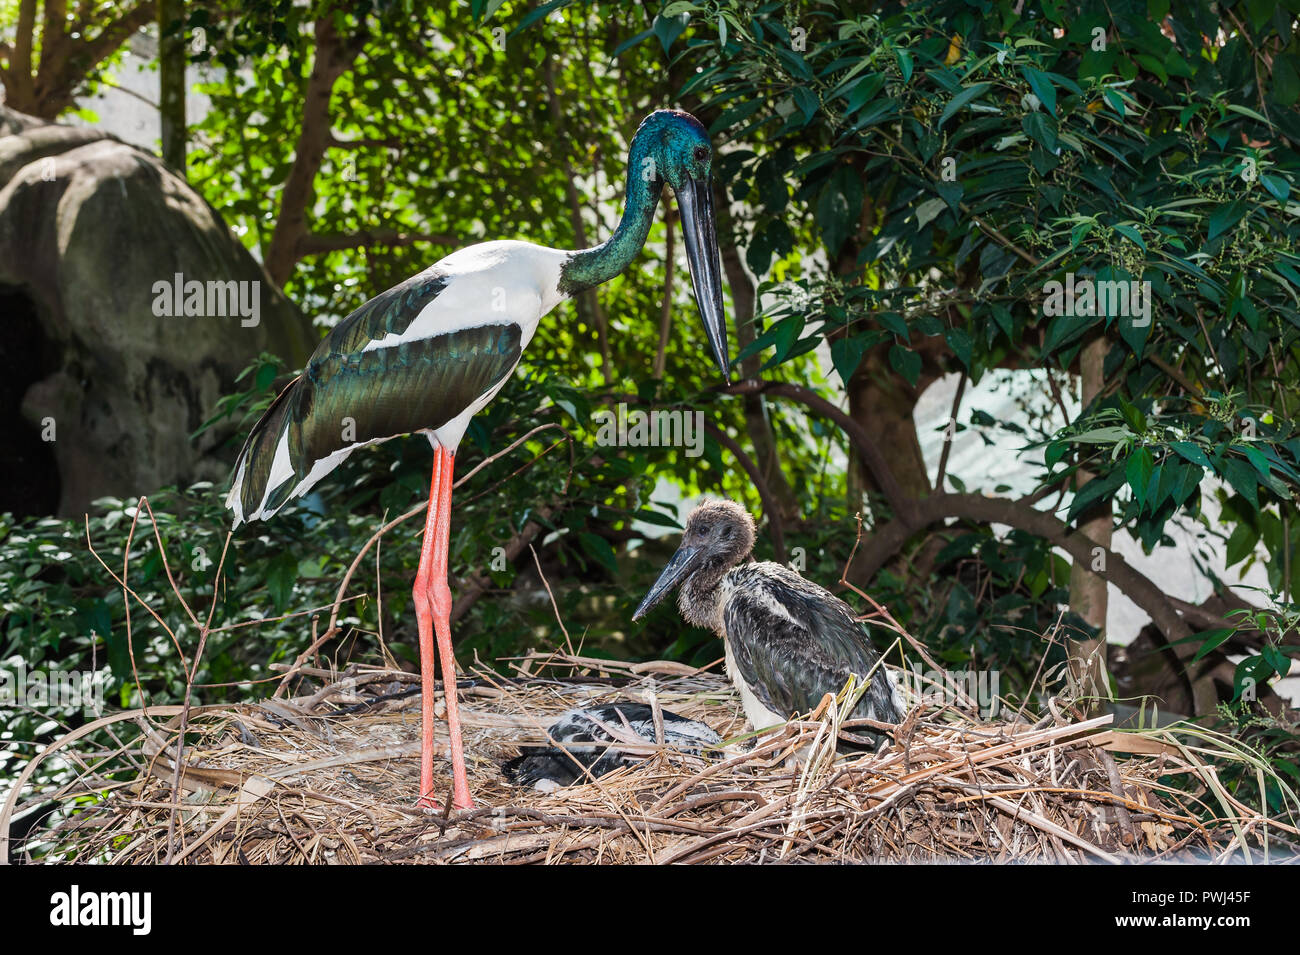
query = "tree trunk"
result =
(0, 0, 157, 119)
(158, 0, 186, 171)
(846, 342, 933, 506)
(1067, 333, 1113, 708)
(264, 17, 360, 286)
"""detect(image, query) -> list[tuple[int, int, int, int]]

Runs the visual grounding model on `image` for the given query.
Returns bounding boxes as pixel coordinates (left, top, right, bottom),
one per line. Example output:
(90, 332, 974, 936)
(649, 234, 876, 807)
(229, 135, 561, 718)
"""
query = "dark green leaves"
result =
(939, 82, 993, 127)
(817, 165, 863, 257)
(1126, 447, 1155, 509)
(889, 344, 921, 386)
(1020, 67, 1057, 117)
(265, 551, 299, 613)
(1171, 441, 1213, 470)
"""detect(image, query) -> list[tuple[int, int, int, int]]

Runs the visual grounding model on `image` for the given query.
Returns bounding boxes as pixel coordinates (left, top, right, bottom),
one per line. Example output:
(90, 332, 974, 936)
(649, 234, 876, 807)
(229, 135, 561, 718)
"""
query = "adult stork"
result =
(633, 501, 904, 746)
(227, 110, 729, 810)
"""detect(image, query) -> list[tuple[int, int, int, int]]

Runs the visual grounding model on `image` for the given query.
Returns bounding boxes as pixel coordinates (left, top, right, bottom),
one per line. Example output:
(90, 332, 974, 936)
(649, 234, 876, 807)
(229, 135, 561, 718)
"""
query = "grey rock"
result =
(0, 105, 316, 517)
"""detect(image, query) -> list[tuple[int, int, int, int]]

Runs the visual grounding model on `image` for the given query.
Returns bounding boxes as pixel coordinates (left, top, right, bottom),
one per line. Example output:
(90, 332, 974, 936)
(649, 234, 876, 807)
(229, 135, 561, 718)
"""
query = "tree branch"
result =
(264, 15, 362, 285)
(296, 229, 460, 256)
(847, 491, 1218, 715)
(722, 379, 917, 525)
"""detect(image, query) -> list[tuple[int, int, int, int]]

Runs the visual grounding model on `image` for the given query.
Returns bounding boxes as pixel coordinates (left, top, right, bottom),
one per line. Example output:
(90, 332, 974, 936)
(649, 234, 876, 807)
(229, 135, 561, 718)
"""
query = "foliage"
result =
(4, 1, 1300, 827)
(604, 0, 1300, 705)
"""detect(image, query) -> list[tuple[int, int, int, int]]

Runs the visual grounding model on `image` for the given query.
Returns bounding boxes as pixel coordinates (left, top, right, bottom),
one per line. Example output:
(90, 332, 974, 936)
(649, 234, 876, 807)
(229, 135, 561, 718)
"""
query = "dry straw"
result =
(3, 488, 1296, 864)
(6, 648, 1297, 864)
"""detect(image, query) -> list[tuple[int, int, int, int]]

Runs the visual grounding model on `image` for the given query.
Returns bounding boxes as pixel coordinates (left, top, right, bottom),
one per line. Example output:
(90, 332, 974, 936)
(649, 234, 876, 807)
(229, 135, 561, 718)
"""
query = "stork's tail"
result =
(225, 378, 305, 527)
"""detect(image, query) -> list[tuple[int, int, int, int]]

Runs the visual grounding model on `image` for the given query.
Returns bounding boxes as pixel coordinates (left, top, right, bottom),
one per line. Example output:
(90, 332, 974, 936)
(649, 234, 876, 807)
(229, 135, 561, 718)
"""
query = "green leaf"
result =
(1022, 111, 1058, 151)
(266, 551, 298, 613)
(1126, 447, 1155, 509)
(1112, 223, 1146, 249)
(939, 82, 993, 127)
(888, 344, 921, 386)
(990, 303, 1014, 338)
(842, 73, 885, 114)
(1261, 174, 1291, 204)
(830, 334, 869, 385)
(1020, 66, 1057, 117)
(1207, 200, 1247, 241)
(1068, 469, 1123, 521)
(1170, 441, 1213, 471)
(817, 165, 863, 257)
(1192, 628, 1235, 662)
(1262, 644, 1291, 678)
(578, 532, 618, 575)
(1220, 456, 1261, 511)
(944, 327, 973, 369)
(1225, 103, 1272, 126)
(915, 197, 946, 230)
(793, 86, 819, 122)
(878, 311, 909, 339)
(1225, 522, 1260, 566)
(896, 48, 914, 83)
(1233, 655, 1274, 702)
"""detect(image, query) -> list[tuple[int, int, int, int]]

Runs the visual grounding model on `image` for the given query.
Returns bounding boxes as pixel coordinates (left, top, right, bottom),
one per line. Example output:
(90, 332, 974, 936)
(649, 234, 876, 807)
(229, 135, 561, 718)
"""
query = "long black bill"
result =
(632, 543, 704, 621)
(677, 176, 730, 383)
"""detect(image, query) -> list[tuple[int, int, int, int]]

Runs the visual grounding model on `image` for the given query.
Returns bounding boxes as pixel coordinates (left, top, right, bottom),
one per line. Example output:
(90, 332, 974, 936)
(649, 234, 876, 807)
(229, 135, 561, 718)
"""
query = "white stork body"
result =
(227, 241, 571, 525)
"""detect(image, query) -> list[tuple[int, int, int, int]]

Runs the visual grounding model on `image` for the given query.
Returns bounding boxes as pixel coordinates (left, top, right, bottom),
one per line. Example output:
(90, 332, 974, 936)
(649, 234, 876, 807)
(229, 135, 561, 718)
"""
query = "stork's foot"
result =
(415, 793, 443, 812)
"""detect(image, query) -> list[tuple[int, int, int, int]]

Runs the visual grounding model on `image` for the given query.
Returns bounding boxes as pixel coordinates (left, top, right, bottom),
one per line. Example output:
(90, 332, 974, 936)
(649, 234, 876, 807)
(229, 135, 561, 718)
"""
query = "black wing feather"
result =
(501, 704, 721, 789)
(723, 562, 902, 729)
(231, 265, 521, 519)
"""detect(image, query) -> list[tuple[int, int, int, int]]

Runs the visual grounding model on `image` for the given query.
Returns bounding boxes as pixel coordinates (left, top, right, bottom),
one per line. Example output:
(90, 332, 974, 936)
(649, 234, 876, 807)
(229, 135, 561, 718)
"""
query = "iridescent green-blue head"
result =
(634, 109, 729, 382)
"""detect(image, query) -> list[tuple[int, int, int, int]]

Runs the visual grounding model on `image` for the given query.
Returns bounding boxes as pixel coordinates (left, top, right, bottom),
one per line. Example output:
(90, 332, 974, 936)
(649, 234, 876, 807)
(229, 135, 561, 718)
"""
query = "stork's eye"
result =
(693, 145, 709, 163)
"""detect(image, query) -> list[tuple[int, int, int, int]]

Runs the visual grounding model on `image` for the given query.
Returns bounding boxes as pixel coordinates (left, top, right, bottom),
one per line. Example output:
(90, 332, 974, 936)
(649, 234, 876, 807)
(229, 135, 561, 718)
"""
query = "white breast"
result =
(723, 635, 786, 732)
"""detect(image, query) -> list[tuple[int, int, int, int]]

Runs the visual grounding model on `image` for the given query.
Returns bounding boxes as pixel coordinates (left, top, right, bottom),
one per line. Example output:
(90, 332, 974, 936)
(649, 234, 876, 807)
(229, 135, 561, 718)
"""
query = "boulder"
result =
(0, 105, 316, 518)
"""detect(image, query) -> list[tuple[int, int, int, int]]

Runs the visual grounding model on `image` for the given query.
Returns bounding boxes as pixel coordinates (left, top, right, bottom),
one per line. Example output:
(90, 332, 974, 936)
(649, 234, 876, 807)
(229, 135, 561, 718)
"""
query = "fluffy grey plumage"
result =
(635, 500, 903, 747)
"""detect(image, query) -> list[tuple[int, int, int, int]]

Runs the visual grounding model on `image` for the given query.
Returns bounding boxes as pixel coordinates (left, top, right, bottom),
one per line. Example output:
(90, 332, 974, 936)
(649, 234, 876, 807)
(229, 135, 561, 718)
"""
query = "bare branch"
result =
(296, 229, 460, 256)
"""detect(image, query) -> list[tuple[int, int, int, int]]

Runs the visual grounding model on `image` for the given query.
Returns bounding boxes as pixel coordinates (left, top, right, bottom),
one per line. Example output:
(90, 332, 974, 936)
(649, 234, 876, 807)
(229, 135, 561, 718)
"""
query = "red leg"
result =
(412, 451, 446, 809)
(432, 448, 473, 809)
(411, 446, 473, 810)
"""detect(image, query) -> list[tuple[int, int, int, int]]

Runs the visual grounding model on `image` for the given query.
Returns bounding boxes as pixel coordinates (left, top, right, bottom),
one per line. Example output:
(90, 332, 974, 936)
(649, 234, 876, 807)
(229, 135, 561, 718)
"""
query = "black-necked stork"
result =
(633, 501, 904, 746)
(502, 702, 721, 790)
(226, 110, 730, 810)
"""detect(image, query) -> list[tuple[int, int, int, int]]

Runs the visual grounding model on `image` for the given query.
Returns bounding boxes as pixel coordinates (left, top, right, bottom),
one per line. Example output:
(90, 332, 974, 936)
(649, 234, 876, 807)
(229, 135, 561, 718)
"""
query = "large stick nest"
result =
(9, 651, 1291, 864)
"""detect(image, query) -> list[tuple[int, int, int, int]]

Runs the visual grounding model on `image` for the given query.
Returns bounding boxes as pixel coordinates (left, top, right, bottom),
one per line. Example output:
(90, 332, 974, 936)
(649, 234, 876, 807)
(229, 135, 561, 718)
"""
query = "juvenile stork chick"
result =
(633, 500, 904, 746)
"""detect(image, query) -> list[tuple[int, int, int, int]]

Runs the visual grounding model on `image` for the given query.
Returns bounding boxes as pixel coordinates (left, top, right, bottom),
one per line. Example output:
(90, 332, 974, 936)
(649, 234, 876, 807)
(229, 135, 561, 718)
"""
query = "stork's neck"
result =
(559, 137, 664, 295)
(678, 556, 746, 631)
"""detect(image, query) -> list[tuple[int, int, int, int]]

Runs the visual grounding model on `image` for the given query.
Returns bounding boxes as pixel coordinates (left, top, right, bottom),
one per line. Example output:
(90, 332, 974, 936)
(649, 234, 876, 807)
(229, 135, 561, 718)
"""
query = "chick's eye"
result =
(693, 145, 709, 163)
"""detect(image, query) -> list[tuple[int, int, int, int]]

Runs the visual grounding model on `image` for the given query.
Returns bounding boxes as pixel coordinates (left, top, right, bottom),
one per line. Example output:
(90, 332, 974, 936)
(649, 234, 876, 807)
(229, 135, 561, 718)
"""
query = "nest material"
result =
(7, 652, 1287, 864)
